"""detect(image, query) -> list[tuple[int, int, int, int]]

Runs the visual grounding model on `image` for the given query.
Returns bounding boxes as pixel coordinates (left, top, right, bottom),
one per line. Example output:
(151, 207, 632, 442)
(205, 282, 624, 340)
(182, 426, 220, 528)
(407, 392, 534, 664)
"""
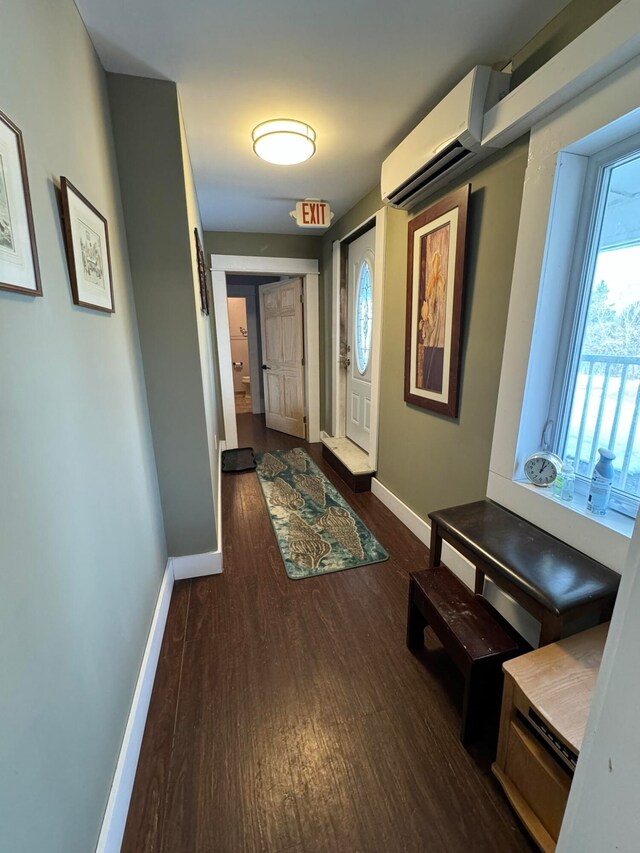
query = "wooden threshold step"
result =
(320, 434, 374, 493)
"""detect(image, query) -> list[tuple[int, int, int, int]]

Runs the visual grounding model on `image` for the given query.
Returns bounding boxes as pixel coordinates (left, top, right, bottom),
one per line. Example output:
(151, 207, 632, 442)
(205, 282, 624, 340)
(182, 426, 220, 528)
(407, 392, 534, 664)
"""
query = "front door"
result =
(260, 278, 306, 438)
(346, 227, 375, 452)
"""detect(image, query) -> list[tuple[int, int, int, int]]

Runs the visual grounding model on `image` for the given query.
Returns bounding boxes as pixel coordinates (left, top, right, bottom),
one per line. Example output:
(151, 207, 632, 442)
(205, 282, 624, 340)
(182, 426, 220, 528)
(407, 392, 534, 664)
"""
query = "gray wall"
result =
(0, 2, 167, 851)
(108, 75, 218, 556)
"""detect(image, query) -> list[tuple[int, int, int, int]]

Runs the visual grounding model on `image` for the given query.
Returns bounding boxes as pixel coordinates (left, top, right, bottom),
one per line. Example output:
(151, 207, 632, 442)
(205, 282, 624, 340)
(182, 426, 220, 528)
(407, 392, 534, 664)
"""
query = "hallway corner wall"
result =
(108, 74, 218, 558)
(179, 99, 222, 543)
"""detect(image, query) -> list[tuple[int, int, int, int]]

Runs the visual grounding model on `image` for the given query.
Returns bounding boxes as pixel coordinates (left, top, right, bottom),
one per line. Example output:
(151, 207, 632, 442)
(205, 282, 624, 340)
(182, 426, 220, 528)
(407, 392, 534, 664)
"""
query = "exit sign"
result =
(290, 199, 333, 229)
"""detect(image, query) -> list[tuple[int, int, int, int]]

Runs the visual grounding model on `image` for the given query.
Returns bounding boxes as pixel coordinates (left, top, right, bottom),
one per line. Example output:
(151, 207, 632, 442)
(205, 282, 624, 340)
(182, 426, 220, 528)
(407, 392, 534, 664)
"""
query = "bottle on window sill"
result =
(554, 459, 575, 502)
(587, 448, 616, 516)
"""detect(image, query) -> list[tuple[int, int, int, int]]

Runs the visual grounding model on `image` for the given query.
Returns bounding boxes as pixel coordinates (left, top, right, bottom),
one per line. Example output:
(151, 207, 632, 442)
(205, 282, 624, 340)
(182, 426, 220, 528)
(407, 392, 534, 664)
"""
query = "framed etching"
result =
(194, 227, 209, 315)
(0, 110, 42, 296)
(404, 184, 470, 418)
(60, 177, 114, 313)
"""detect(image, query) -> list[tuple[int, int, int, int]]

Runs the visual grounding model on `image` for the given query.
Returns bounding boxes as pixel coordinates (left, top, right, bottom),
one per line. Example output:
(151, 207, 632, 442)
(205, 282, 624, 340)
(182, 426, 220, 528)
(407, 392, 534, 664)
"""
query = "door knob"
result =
(262, 364, 271, 370)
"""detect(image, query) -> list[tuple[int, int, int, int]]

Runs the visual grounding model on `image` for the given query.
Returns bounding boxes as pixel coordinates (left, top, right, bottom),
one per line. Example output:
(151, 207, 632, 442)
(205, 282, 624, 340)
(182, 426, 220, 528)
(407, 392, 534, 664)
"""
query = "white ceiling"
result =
(76, 0, 571, 234)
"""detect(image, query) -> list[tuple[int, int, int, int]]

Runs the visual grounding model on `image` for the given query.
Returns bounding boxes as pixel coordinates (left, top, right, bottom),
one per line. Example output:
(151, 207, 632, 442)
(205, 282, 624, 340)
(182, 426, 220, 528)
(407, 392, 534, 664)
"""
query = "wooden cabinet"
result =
(492, 623, 608, 852)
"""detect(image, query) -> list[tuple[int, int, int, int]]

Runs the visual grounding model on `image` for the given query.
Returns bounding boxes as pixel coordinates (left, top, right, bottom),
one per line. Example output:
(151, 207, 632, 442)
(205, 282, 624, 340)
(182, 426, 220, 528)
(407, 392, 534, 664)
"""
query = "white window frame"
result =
(548, 134, 640, 518)
(488, 55, 640, 573)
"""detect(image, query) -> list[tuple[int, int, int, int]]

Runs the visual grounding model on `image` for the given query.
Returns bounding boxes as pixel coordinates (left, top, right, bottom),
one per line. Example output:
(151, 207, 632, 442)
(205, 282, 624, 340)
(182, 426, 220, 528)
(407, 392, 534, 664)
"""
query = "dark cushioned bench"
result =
(428, 500, 620, 645)
(407, 499, 620, 745)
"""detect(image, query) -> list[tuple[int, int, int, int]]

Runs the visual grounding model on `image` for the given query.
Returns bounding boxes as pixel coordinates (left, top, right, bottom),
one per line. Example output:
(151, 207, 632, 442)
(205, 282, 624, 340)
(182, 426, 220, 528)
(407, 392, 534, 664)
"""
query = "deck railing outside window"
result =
(563, 353, 640, 507)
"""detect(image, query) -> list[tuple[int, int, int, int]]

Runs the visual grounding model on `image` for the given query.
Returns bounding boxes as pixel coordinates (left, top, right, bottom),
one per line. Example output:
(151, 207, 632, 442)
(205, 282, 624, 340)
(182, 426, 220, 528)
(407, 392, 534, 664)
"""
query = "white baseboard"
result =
(96, 561, 174, 853)
(171, 438, 226, 580)
(96, 438, 227, 850)
(370, 477, 541, 647)
(371, 478, 476, 587)
(171, 549, 222, 579)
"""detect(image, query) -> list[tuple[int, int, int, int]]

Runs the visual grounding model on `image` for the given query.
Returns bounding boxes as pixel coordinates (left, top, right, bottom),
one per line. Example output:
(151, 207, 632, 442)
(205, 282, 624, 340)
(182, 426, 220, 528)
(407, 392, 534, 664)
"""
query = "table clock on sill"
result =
(523, 450, 563, 487)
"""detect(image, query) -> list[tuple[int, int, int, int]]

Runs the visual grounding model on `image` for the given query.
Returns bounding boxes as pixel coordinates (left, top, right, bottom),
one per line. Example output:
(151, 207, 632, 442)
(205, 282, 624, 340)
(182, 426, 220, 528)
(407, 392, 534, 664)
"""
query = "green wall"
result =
(511, 0, 621, 87)
(0, 1, 167, 851)
(376, 140, 528, 516)
(320, 0, 618, 523)
(320, 144, 528, 519)
(204, 230, 322, 261)
(109, 75, 218, 556)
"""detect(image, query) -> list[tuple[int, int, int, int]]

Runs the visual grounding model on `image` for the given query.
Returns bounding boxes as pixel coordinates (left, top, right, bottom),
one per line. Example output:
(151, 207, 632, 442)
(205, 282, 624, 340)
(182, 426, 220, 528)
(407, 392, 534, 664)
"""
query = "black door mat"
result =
(221, 447, 257, 473)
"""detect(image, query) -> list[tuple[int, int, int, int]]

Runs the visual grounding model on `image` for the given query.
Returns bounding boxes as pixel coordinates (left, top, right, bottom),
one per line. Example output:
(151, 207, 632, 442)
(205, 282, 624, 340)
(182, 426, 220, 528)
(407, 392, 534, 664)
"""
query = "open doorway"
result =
(211, 255, 320, 450)
(225, 274, 280, 421)
(226, 296, 252, 414)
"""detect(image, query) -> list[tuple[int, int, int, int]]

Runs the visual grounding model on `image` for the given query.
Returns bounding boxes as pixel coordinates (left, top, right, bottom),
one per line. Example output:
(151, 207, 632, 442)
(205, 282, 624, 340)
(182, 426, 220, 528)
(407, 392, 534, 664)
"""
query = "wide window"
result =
(552, 144, 640, 517)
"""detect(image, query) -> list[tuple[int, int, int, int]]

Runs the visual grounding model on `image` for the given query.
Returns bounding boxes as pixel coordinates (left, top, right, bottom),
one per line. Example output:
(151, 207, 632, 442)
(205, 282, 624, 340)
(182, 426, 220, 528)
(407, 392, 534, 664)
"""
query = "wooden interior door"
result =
(260, 278, 306, 438)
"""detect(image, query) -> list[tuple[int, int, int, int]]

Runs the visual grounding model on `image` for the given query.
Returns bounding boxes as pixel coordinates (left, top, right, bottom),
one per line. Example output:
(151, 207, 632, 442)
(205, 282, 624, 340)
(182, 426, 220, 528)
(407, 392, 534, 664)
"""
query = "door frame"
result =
(330, 207, 386, 470)
(211, 254, 320, 450)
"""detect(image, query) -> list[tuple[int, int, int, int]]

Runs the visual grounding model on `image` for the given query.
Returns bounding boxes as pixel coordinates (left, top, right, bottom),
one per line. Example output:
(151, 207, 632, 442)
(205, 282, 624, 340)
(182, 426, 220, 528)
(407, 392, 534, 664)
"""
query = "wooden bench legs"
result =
(406, 568, 520, 746)
(406, 576, 427, 651)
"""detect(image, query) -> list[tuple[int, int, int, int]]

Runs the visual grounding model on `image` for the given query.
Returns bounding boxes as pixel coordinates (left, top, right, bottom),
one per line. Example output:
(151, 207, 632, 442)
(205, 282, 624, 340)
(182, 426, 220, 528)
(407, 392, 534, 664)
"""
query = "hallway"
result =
(122, 415, 533, 852)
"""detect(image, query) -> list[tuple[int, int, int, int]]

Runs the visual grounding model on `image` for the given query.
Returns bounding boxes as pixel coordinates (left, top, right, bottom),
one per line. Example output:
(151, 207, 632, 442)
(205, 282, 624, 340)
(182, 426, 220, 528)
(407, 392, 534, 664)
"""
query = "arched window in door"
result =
(355, 261, 372, 374)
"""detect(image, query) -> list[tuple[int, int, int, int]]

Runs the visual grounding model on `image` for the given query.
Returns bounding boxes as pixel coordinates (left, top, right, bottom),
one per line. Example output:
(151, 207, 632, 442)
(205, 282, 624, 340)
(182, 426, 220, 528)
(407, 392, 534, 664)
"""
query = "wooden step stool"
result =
(407, 567, 521, 745)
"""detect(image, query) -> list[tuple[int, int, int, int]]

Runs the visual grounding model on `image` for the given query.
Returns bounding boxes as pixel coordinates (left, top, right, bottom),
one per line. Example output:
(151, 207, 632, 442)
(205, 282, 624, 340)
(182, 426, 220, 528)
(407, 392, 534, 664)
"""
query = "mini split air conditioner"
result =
(381, 66, 510, 210)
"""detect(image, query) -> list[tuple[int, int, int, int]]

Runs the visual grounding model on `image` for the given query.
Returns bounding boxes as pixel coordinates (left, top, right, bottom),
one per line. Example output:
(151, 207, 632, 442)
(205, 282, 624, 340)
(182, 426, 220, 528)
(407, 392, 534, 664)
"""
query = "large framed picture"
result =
(194, 227, 209, 315)
(404, 184, 470, 418)
(0, 110, 41, 296)
(60, 177, 114, 313)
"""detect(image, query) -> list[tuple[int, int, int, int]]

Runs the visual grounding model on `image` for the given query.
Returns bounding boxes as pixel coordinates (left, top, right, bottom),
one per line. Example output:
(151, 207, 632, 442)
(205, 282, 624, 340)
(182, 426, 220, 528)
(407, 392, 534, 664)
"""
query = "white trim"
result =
(210, 255, 320, 447)
(211, 255, 318, 276)
(328, 210, 387, 470)
(371, 477, 541, 647)
(96, 562, 174, 853)
(368, 207, 387, 471)
(303, 272, 321, 442)
(170, 550, 222, 580)
(482, 0, 640, 150)
(211, 268, 238, 450)
(331, 240, 342, 438)
(488, 51, 640, 572)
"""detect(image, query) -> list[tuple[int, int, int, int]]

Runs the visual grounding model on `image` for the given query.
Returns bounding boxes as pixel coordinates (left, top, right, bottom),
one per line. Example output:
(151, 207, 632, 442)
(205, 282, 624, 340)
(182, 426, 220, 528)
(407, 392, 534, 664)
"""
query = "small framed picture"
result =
(194, 227, 209, 315)
(60, 177, 114, 313)
(404, 184, 470, 418)
(0, 110, 42, 296)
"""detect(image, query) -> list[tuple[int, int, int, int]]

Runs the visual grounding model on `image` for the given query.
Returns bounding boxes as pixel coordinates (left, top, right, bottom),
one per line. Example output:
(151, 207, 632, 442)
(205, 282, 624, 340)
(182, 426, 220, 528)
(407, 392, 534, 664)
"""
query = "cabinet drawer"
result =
(504, 717, 571, 842)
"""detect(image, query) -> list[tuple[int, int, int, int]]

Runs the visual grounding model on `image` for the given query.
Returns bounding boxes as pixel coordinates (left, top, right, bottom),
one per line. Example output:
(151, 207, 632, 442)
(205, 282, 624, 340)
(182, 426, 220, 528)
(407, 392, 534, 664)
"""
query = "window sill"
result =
(487, 471, 630, 572)
(514, 479, 634, 540)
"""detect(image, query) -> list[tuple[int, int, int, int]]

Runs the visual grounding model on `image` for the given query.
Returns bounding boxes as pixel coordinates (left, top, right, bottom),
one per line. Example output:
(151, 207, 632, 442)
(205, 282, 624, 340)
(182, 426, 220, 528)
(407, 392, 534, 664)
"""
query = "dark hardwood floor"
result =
(122, 414, 533, 853)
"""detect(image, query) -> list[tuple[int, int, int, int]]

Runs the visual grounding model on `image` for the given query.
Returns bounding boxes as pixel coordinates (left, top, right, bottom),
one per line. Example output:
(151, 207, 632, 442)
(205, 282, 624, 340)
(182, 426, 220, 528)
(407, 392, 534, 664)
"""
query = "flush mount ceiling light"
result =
(252, 119, 316, 165)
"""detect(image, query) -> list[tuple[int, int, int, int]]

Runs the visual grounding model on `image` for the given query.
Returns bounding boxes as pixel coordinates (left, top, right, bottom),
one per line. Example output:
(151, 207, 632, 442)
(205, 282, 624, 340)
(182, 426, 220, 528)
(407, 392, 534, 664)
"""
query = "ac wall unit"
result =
(381, 66, 510, 210)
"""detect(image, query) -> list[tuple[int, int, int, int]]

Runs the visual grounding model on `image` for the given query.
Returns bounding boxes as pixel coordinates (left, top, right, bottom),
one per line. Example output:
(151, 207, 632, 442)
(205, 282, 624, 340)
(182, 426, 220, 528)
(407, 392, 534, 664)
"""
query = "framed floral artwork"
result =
(60, 177, 114, 313)
(0, 110, 41, 296)
(404, 184, 470, 418)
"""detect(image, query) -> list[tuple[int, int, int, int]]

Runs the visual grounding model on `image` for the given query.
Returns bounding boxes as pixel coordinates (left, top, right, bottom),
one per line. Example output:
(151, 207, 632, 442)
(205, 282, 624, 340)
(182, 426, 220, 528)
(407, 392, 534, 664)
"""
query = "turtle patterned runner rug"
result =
(255, 448, 389, 580)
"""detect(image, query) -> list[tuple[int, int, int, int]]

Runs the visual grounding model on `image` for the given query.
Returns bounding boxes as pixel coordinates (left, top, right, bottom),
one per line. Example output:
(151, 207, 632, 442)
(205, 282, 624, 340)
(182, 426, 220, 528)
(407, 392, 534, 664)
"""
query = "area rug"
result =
(255, 448, 388, 580)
